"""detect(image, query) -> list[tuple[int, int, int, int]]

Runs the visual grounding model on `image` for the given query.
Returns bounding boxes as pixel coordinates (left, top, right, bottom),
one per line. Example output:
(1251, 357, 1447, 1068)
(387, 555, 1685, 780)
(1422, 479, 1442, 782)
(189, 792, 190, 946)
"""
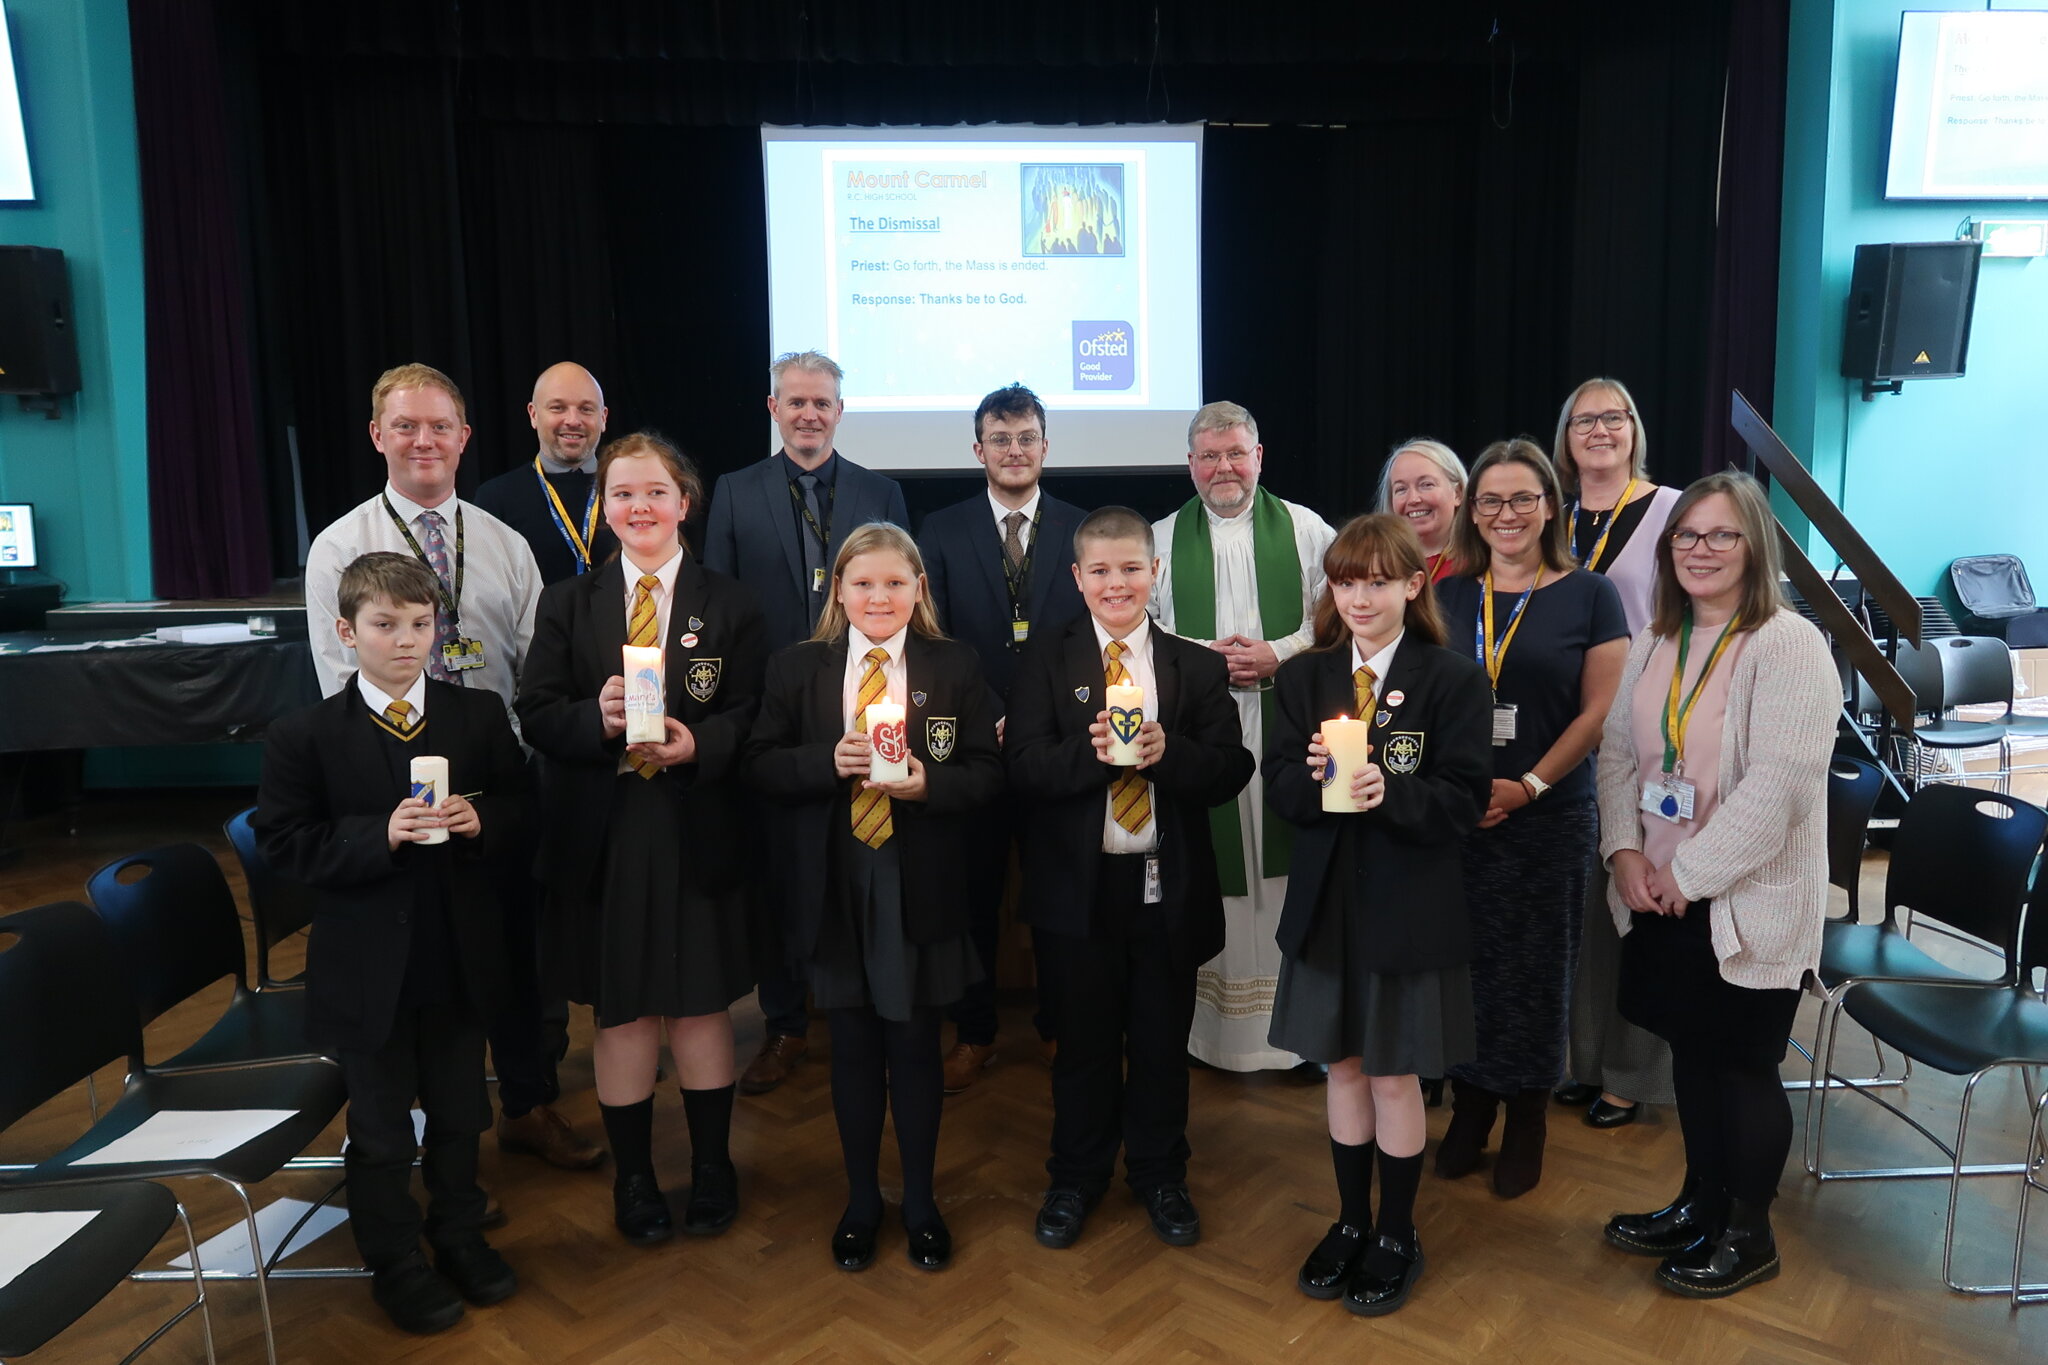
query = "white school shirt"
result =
(986, 487, 1042, 556)
(355, 670, 428, 723)
(842, 626, 909, 728)
(1095, 613, 1162, 854)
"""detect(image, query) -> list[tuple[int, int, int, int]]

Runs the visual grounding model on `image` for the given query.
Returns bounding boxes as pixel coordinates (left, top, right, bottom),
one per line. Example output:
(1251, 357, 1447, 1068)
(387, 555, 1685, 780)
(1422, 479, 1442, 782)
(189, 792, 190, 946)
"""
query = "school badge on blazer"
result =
(925, 717, 957, 761)
(684, 658, 722, 702)
(1074, 686, 1091, 703)
(1383, 732, 1424, 774)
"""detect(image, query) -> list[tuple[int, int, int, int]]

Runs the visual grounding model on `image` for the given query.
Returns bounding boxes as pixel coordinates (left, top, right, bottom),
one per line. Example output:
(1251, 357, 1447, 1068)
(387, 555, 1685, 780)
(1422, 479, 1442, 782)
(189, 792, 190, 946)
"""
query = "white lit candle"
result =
(408, 755, 451, 844)
(622, 645, 666, 744)
(1105, 682, 1146, 766)
(1320, 717, 1373, 813)
(866, 701, 909, 782)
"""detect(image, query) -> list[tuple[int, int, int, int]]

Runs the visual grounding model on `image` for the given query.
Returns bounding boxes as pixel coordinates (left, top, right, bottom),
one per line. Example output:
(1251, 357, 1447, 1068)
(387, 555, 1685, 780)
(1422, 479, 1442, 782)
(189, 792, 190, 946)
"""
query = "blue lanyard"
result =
(534, 458, 600, 574)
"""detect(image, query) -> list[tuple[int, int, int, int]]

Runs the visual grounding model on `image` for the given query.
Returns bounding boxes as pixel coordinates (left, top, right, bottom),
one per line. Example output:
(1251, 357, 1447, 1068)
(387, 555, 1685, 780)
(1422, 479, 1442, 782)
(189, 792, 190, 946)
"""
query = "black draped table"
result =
(0, 632, 318, 753)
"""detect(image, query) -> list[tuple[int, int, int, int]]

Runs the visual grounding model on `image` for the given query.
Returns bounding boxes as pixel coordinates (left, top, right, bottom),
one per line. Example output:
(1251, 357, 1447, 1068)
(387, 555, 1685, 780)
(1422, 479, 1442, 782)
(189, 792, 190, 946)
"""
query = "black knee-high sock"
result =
(1373, 1148, 1424, 1242)
(681, 1084, 734, 1168)
(884, 1008, 945, 1229)
(1718, 1059, 1792, 1212)
(1331, 1138, 1375, 1229)
(599, 1097, 656, 1182)
(828, 1007, 887, 1223)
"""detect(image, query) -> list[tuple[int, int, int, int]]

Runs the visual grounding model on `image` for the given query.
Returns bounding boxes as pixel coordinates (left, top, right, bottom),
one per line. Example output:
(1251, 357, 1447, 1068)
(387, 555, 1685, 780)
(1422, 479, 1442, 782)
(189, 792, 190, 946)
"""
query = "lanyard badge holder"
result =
(382, 497, 489, 672)
(1476, 566, 1543, 745)
(1642, 611, 1739, 824)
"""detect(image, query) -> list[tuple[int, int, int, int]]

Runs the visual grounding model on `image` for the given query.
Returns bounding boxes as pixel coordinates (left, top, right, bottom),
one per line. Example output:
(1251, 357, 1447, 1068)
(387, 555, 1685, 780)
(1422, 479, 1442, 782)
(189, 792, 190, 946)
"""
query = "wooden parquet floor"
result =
(6, 790, 2048, 1363)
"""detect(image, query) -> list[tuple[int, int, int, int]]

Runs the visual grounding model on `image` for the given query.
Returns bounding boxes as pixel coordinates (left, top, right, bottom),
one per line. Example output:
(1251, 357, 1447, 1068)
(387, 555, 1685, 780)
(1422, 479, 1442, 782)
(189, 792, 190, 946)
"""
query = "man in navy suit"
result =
(918, 384, 1088, 1092)
(705, 349, 909, 1094)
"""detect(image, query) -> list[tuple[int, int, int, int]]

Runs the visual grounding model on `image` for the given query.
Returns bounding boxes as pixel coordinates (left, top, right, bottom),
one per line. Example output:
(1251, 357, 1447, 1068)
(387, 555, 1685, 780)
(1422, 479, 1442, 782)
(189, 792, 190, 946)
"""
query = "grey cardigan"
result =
(1597, 607, 1841, 990)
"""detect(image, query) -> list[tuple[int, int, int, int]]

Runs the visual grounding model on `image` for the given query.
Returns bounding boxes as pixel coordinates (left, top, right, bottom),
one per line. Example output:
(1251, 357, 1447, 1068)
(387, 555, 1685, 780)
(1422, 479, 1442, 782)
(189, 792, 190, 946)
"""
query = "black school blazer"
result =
(254, 677, 529, 1053)
(744, 633, 1004, 955)
(516, 556, 769, 901)
(1264, 634, 1494, 972)
(1005, 618, 1254, 965)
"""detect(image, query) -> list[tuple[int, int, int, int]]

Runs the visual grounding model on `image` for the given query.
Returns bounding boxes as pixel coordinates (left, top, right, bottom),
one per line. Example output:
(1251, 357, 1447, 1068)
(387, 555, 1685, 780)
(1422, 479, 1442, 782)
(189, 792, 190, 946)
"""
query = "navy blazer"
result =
(1264, 635, 1494, 971)
(745, 634, 1004, 957)
(703, 451, 910, 651)
(516, 555, 768, 901)
(254, 677, 529, 1052)
(918, 491, 1089, 704)
(1005, 618, 1253, 965)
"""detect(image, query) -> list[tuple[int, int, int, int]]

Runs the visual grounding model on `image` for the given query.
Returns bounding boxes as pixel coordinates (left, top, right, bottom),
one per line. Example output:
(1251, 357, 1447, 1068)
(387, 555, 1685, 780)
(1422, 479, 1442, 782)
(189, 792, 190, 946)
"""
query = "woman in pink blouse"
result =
(1593, 471, 1839, 1299)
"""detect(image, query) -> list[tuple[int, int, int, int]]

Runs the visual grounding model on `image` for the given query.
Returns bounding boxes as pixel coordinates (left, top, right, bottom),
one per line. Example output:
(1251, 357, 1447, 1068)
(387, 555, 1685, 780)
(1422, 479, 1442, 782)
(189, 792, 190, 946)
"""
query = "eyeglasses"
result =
(1472, 492, 1544, 516)
(1192, 448, 1256, 469)
(1668, 529, 1744, 552)
(1568, 409, 1633, 434)
(980, 433, 1043, 452)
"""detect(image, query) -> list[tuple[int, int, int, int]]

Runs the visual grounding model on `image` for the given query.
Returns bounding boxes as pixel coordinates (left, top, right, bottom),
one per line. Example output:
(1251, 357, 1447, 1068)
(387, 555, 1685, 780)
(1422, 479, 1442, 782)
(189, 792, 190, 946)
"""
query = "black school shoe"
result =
(832, 1211, 879, 1272)
(1296, 1223, 1366, 1299)
(683, 1161, 739, 1235)
(1585, 1098, 1641, 1128)
(905, 1214, 953, 1271)
(1605, 1181, 1714, 1257)
(1553, 1082, 1601, 1107)
(612, 1173, 673, 1245)
(1343, 1231, 1425, 1317)
(435, 1238, 516, 1306)
(371, 1252, 465, 1334)
(1139, 1183, 1201, 1246)
(1656, 1221, 1781, 1298)
(1035, 1188, 1097, 1249)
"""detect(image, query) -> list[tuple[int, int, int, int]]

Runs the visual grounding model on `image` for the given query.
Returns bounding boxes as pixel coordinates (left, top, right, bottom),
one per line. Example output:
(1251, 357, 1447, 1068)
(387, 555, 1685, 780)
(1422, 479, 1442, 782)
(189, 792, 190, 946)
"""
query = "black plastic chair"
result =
(0, 1180, 214, 1364)
(223, 808, 313, 992)
(1878, 638, 2012, 790)
(1803, 784, 2048, 1175)
(1835, 853, 2048, 1297)
(1825, 755, 1886, 923)
(0, 901, 348, 1365)
(86, 842, 324, 1075)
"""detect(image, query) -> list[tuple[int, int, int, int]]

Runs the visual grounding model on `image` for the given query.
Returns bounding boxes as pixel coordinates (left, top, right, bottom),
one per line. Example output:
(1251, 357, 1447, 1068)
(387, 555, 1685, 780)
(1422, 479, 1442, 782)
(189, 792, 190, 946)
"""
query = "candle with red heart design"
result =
(866, 701, 909, 782)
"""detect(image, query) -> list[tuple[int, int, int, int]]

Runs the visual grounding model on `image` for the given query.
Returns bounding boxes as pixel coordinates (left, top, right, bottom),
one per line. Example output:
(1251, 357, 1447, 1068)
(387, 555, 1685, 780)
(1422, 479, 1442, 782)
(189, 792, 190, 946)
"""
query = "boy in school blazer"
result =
(1006, 507, 1254, 1251)
(255, 552, 529, 1337)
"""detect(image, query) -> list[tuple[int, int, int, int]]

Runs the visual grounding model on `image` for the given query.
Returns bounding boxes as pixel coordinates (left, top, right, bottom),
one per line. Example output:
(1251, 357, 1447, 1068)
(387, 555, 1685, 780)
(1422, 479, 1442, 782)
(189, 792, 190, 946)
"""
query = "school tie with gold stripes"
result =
(372, 698, 421, 742)
(849, 647, 894, 848)
(1104, 640, 1152, 835)
(626, 575, 660, 779)
(1354, 663, 1377, 723)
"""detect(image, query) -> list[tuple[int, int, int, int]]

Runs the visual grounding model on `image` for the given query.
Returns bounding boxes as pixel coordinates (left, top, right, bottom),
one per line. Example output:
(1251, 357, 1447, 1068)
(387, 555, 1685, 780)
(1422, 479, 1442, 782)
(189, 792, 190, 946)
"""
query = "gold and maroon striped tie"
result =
(849, 647, 894, 848)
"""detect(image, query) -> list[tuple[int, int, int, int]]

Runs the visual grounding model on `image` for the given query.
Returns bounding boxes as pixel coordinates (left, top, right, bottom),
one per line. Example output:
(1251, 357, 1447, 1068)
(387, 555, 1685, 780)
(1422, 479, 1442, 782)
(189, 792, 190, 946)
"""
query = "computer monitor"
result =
(0, 502, 39, 569)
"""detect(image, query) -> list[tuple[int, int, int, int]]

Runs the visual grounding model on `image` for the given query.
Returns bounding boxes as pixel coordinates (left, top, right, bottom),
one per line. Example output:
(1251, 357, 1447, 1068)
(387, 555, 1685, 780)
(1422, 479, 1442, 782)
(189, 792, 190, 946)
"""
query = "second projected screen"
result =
(763, 126, 1202, 471)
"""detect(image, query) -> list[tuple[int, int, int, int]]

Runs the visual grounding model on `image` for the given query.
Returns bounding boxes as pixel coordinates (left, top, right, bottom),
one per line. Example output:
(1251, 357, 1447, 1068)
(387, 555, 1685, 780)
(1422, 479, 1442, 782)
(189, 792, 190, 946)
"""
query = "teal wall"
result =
(0, 0, 148, 602)
(1777, 0, 2048, 600)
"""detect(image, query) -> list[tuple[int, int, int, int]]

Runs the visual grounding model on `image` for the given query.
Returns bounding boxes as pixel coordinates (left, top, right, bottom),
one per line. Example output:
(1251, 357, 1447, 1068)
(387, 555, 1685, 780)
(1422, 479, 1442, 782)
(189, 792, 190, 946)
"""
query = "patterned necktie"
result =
(798, 473, 826, 595)
(416, 510, 457, 682)
(1104, 640, 1152, 834)
(849, 647, 894, 848)
(1354, 663, 1378, 723)
(372, 698, 420, 742)
(625, 575, 661, 779)
(1002, 510, 1027, 570)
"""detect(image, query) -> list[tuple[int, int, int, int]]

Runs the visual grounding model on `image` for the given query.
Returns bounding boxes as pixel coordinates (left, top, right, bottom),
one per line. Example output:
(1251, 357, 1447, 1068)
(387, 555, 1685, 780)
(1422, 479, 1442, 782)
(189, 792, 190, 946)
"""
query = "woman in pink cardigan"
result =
(1594, 471, 1839, 1299)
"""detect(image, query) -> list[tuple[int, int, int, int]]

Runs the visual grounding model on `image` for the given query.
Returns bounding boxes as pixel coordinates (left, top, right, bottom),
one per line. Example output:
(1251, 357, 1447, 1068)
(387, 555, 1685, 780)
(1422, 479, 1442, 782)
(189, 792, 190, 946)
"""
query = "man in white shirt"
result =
(1152, 401, 1337, 1074)
(304, 362, 603, 1172)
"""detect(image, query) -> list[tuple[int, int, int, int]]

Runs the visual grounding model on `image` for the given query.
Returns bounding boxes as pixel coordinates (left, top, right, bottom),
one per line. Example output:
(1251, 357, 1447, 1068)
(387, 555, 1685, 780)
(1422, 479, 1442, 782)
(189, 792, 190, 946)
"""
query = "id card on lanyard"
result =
(534, 458, 600, 574)
(1475, 567, 1543, 745)
(1642, 610, 1740, 824)
(1001, 507, 1042, 649)
(380, 496, 487, 672)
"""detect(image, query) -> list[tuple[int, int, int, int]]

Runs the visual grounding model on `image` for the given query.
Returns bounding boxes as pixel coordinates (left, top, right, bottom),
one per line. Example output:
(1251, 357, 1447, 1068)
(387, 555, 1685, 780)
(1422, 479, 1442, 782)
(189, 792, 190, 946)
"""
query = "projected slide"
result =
(1887, 11, 2048, 201)
(0, 1, 32, 203)
(763, 126, 1203, 472)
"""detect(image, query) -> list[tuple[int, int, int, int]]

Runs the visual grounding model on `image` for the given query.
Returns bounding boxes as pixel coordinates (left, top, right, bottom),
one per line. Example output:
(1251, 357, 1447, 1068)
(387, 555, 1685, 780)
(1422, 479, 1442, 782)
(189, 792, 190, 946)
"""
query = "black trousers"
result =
(1038, 853, 1196, 1198)
(336, 1003, 491, 1270)
(486, 867, 566, 1116)
(946, 828, 1054, 1046)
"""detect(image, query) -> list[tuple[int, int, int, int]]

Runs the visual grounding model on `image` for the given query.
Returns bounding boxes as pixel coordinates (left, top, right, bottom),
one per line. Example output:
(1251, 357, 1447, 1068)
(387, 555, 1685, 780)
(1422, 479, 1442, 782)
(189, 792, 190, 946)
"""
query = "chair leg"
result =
(2015, 1088, 2048, 1306)
(218, 1178, 279, 1365)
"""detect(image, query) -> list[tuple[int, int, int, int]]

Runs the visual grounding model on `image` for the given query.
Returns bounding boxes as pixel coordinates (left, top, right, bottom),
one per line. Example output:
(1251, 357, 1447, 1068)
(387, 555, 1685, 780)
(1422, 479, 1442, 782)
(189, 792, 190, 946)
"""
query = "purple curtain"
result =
(1700, 0, 1789, 475)
(134, 0, 272, 597)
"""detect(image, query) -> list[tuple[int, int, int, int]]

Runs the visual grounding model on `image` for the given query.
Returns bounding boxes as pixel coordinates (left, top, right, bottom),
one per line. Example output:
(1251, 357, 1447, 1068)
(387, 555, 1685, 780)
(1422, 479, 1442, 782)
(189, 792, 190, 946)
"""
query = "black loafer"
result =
(905, 1216, 952, 1271)
(1296, 1222, 1366, 1299)
(1140, 1183, 1201, 1247)
(1343, 1231, 1425, 1317)
(371, 1252, 465, 1335)
(612, 1173, 673, 1246)
(1553, 1082, 1600, 1107)
(683, 1160, 739, 1235)
(1605, 1184, 1713, 1257)
(434, 1239, 516, 1306)
(1585, 1099, 1640, 1129)
(832, 1212, 879, 1272)
(1035, 1188, 1095, 1249)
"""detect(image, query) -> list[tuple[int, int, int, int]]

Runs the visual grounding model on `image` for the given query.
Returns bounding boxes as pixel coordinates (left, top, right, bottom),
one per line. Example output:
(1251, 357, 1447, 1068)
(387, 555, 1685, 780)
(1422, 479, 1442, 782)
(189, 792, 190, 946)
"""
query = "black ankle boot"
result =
(1604, 1178, 1715, 1257)
(1434, 1080, 1501, 1179)
(1656, 1199, 1779, 1298)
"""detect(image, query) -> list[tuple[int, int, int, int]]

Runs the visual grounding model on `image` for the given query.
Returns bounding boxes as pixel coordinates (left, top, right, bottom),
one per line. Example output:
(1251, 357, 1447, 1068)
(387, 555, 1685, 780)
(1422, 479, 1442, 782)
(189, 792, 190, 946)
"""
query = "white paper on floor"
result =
(0, 1210, 101, 1292)
(168, 1197, 350, 1273)
(71, 1109, 299, 1166)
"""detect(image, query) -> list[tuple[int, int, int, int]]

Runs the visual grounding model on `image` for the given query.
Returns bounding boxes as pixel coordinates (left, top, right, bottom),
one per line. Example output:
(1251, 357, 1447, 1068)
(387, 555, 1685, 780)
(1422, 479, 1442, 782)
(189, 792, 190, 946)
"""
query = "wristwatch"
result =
(1519, 771, 1551, 801)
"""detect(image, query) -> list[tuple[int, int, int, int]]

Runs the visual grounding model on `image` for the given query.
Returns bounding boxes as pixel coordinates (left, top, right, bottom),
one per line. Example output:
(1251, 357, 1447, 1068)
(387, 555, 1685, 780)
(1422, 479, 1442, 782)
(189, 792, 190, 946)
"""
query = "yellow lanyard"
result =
(1574, 477, 1638, 570)
(533, 457, 602, 572)
(1660, 610, 1741, 774)
(1478, 565, 1545, 691)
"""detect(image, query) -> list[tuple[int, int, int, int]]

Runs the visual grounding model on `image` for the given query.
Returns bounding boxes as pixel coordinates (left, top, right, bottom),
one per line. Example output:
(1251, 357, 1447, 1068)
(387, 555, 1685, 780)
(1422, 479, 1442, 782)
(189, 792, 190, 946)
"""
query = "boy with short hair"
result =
(1004, 507, 1254, 1250)
(255, 551, 529, 1334)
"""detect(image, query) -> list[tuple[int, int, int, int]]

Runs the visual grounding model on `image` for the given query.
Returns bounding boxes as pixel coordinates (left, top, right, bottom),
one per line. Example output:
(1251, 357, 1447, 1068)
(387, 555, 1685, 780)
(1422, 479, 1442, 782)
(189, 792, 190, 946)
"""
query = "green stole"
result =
(1168, 487, 1302, 896)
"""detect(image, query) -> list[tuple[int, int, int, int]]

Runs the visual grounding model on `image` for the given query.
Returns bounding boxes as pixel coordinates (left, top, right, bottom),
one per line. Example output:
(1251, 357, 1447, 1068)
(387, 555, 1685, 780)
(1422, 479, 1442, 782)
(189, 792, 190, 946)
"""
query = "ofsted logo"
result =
(1072, 320, 1135, 391)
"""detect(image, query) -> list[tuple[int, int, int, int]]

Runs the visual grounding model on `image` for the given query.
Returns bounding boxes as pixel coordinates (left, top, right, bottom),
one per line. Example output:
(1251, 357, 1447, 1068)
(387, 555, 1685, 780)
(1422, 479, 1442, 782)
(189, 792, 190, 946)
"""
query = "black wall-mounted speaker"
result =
(1840, 241, 1982, 383)
(0, 246, 82, 396)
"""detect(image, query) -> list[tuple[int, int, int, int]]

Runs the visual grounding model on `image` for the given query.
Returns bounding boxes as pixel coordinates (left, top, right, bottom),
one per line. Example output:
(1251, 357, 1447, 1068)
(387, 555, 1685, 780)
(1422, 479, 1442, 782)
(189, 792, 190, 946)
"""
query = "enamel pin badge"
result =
(912, 691, 928, 708)
(1074, 686, 1091, 703)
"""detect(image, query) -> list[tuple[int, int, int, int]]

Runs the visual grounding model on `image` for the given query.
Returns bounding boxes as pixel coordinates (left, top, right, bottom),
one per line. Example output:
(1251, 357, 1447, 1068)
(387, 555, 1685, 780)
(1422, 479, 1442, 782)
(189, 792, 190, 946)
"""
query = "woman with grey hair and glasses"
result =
(1376, 439, 1467, 584)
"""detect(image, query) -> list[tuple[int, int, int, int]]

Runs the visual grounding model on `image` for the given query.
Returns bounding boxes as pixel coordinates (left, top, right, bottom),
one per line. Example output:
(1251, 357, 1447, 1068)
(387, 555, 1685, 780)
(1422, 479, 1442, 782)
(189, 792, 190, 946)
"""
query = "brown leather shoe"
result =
(739, 1034, 809, 1095)
(942, 1042, 997, 1094)
(497, 1105, 607, 1170)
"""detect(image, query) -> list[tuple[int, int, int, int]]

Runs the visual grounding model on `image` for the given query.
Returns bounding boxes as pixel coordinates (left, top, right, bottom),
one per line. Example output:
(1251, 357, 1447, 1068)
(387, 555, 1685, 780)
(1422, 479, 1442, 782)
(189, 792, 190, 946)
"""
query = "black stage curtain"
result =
(162, 0, 1774, 566)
